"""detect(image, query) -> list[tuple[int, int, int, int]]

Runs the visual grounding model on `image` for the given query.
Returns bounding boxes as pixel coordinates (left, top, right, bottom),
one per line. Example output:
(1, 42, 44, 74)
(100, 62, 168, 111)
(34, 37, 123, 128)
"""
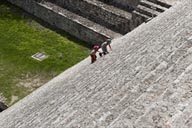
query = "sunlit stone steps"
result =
(140, 0, 168, 12)
(148, 0, 172, 8)
(133, 0, 171, 24)
(1, 0, 192, 128)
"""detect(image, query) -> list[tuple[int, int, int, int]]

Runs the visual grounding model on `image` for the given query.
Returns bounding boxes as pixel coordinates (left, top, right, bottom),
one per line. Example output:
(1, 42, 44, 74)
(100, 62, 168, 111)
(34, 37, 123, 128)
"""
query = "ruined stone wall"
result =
(112, 0, 140, 7)
(100, 0, 140, 9)
(6, 0, 153, 44)
(54, 0, 131, 34)
(6, 0, 110, 44)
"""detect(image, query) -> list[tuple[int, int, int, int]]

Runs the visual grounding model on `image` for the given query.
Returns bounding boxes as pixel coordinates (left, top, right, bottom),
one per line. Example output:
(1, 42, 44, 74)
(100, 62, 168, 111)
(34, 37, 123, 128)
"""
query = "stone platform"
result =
(0, 0, 192, 127)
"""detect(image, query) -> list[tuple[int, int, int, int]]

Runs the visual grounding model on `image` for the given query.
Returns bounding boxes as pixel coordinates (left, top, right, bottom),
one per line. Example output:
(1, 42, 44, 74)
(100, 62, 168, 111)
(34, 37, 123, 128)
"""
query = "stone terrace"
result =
(0, 0, 192, 127)
(6, 0, 173, 44)
(52, 0, 132, 34)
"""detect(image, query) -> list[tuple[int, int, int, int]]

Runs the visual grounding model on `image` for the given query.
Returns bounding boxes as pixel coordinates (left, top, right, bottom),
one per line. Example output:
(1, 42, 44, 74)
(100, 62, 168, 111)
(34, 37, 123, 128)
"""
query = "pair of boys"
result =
(90, 39, 112, 63)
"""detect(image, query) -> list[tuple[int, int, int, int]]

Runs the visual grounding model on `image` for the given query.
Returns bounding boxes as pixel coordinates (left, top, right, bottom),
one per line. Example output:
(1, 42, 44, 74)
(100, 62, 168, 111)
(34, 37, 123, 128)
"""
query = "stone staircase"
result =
(97, 0, 137, 12)
(2, 0, 192, 128)
(148, 0, 172, 8)
(133, 0, 171, 23)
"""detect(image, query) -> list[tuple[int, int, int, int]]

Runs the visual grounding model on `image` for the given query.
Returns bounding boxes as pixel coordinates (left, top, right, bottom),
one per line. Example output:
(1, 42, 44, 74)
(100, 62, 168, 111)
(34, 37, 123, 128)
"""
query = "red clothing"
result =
(90, 45, 100, 63)
(93, 45, 99, 51)
(90, 50, 97, 63)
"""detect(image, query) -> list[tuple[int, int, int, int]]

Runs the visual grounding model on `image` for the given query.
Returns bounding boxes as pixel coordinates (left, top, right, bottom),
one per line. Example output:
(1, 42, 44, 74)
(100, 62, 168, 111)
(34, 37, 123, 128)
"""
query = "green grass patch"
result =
(0, 1, 90, 106)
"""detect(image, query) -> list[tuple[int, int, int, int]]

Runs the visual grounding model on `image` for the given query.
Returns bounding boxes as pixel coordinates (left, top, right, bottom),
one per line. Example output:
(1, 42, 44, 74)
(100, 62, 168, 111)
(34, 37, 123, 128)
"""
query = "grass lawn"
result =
(0, 1, 90, 106)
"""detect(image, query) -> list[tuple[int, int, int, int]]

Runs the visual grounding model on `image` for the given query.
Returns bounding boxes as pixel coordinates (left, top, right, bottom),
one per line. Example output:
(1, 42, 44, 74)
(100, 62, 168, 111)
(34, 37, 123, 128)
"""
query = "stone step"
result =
(103, 4, 192, 126)
(147, 0, 172, 8)
(109, 51, 192, 127)
(37, 1, 122, 44)
(170, 98, 192, 127)
(97, 0, 136, 12)
(136, 4, 161, 18)
(80, 39, 188, 125)
(140, 0, 168, 12)
(132, 0, 171, 24)
(132, 38, 192, 124)
(134, 71, 192, 127)
(51, 0, 132, 34)
(132, 10, 151, 24)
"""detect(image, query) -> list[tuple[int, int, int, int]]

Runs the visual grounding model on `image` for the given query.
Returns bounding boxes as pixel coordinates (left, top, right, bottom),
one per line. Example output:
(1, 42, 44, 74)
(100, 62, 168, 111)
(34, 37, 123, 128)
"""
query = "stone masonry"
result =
(6, 0, 171, 45)
(99, 0, 140, 10)
(53, 0, 132, 34)
(0, 0, 192, 127)
(6, 0, 122, 45)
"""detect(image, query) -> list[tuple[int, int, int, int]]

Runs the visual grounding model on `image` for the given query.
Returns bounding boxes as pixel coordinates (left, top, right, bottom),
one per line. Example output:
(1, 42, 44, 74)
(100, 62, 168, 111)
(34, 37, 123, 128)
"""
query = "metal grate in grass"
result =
(31, 52, 49, 61)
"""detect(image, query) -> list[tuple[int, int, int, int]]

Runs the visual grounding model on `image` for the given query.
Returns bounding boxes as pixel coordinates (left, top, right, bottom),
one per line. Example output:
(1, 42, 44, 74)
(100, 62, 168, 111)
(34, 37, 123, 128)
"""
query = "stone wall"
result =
(112, 0, 140, 7)
(99, 0, 140, 9)
(7, 0, 163, 45)
(6, 0, 110, 45)
(54, 0, 131, 34)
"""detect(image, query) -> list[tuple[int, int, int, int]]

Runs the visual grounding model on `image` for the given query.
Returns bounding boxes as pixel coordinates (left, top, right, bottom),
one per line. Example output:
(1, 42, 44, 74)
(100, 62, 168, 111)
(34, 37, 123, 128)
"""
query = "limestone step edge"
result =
(140, 0, 168, 12)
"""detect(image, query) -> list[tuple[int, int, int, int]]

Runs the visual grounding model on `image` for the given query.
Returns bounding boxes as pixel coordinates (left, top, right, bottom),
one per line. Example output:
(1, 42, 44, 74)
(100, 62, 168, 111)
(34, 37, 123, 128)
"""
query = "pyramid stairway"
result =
(1, 0, 192, 127)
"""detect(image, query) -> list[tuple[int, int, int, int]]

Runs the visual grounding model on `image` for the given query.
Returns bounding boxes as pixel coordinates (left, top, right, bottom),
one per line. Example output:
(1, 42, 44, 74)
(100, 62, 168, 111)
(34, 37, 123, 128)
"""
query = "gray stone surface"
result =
(1, 0, 192, 127)
(132, 0, 172, 30)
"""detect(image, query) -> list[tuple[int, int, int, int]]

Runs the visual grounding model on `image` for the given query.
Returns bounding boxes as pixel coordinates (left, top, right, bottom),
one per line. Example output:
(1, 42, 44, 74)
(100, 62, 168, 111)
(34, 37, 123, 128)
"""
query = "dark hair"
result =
(106, 39, 111, 42)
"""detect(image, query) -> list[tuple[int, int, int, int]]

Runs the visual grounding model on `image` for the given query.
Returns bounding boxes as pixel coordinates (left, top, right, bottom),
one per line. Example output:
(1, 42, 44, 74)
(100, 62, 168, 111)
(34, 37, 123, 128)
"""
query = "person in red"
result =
(90, 45, 100, 63)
